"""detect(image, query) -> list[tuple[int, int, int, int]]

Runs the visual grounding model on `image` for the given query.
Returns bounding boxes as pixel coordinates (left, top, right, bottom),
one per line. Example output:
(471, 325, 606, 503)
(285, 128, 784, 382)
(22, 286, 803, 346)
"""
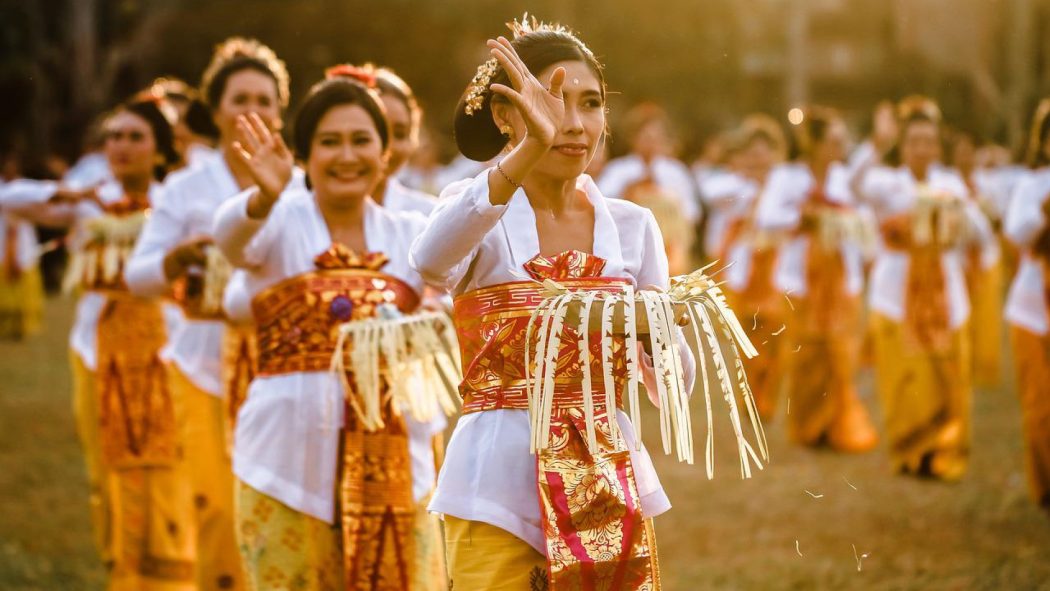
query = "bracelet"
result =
(495, 161, 522, 189)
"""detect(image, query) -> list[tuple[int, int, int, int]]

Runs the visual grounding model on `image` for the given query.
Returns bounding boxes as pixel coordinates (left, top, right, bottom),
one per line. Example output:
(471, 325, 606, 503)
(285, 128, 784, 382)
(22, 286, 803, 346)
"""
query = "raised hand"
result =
(232, 112, 293, 203)
(487, 36, 565, 148)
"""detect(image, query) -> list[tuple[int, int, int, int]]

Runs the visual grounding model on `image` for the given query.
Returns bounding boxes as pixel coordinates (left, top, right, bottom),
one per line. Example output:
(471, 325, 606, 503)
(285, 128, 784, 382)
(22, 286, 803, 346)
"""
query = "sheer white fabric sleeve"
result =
(964, 200, 1000, 268)
(212, 188, 279, 270)
(1004, 176, 1047, 249)
(409, 170, 508, 290)
(700, 173, 751, 207)
(753, 168, 800, 232)
(125, 186, 187, 296)
(0, 180, 76, 227)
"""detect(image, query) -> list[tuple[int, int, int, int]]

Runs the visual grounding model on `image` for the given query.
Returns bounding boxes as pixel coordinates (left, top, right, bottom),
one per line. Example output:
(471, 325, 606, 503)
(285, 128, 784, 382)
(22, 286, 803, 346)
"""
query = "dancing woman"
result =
(213, 70, 447, 590)
(411, 18, 700, 590)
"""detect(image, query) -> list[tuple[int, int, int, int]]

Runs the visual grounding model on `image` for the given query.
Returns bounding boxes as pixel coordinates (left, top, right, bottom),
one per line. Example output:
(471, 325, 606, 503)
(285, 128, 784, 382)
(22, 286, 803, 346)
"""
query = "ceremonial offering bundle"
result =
(64, 210, 149, 292)
(812, 207, 879, 256)
(912, 188, 971, 248)
(525, 263, 769, 478)
(330, 306, 462, 431)
(177, 245, 233, 318)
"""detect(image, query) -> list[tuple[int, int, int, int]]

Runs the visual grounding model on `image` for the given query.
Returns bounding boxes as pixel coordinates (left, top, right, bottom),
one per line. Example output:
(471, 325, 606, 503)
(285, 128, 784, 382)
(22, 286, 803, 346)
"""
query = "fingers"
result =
(231, 141, 252, 164)
(487, 40, 524, 90)
(248, 112, 274, 146)
(236, 116, 263, 155)
(489, 84, 526, 112)
(272, 132, 292, 160)
(547, 66, 566, 98)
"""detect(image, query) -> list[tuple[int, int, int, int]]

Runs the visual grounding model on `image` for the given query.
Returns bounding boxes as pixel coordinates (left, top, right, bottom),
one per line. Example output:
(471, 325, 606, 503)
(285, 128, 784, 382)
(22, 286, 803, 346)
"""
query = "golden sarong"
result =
(785, 231, 877, 452)
(221, 322, 257, 455)
(96, 291, 197, 589)
(453, 250, 660, 590)
(871, 313, 971, 480)
(0, 266, 43, 339)
(1010, 327, 1050, 510)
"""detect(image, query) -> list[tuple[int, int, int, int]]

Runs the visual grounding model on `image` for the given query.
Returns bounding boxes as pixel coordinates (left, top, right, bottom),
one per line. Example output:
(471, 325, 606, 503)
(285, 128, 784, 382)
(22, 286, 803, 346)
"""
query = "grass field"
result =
(1, 296, 1048, 590)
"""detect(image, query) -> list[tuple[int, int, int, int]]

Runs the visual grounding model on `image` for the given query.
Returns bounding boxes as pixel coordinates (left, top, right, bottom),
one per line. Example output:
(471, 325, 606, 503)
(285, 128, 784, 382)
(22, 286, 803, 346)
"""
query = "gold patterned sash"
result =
(96, 291, 177, 469)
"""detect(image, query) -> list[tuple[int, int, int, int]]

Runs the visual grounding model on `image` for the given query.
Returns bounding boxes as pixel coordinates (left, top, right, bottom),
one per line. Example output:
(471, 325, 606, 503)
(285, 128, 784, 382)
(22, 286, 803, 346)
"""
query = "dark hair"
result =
(184, 98, 220, 140)
(373, 67, 422, 130)
(454, 25, 606, 162)
(292, 78, 390, 188)
(121, 99, 179, 181)
(1026, 99, 1050, 169)
(882, 96, 940, 166)
(200, 38, 290, 111)
(794, 106, 840, 156)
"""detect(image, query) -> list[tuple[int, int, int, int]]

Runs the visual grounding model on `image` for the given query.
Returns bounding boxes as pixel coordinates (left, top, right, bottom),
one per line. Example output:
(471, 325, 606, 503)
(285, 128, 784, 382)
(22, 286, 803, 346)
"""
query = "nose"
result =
(561, 103, 584, 136)
(337, 140, 357, 162)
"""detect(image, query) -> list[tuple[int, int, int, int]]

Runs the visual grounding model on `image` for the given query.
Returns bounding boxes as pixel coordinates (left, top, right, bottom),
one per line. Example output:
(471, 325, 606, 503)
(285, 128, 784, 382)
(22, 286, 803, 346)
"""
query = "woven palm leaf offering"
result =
(525, 262, 769, 479)
(64, 202, 150, 293)
(329, 304, 462, 431)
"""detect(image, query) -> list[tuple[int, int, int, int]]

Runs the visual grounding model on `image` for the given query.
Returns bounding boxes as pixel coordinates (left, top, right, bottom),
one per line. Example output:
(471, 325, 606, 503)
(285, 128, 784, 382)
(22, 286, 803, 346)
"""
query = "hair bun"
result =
(453, 92, 506, 162)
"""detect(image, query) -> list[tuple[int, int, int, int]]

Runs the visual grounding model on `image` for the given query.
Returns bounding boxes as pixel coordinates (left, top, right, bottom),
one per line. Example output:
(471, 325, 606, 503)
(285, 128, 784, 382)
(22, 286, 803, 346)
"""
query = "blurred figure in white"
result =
(598, 102, 698, 272)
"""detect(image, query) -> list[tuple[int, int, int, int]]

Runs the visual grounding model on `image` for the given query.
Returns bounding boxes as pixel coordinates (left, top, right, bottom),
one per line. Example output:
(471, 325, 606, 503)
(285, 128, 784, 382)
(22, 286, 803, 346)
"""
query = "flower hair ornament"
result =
(325, 64, 378, 88)
(463, 13, 585, 116)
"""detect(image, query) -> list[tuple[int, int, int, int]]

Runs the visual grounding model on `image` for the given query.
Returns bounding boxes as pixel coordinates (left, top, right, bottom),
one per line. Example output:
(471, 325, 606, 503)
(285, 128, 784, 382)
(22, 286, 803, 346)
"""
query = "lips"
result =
(553, 143, 588, 157)
(328, 168, 370, 182)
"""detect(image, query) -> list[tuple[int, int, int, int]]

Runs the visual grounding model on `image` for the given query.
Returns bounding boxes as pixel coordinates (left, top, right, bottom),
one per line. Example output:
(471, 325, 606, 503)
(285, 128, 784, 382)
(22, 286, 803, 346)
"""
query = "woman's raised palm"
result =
(487, 36, 566, 147)
(232, 112, 293, 201)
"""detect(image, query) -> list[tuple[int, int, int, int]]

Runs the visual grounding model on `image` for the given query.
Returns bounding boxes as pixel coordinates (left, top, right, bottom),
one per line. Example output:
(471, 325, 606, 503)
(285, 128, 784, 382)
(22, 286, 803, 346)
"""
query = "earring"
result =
(500, 125, 513, 137)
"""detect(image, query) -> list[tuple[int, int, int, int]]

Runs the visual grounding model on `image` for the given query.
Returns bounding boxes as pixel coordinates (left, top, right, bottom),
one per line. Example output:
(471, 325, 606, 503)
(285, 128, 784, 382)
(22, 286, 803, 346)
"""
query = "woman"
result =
(0, 159, 45, 340)
(719, 115, 788, 421)
(754, 107, 877, 452)
(9, 96, 193, 589)
(357, 64, 439, 217)
(213, 71, 446, 590)
(410, 19, 692, 589)
(857, 97, 992, 480)
(948, 129, 1004, 387)
(1004, 98, 1050, 511)
(597, 102, 698, 273)
(125, 37, 292, 591)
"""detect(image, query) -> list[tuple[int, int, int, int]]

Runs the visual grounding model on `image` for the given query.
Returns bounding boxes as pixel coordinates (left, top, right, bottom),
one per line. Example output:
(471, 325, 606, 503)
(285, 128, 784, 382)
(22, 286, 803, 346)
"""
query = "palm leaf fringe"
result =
(524, 265, 768, 479)
(329, 307, 461, 432)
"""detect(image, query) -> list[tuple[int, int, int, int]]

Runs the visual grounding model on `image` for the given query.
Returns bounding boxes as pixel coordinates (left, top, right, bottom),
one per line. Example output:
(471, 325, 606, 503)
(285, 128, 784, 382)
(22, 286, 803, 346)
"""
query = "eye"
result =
(130, 132, 145, 142)
(232, 94, 248, 105)
(258, 96, 272, 107)
(352, 133, 373, 146)
(583, 98, 603, 110)
(318, 136, 339, 147)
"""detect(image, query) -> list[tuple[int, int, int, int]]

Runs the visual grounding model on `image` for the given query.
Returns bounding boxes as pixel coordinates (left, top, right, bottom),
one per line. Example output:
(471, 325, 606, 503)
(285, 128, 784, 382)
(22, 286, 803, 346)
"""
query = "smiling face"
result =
(307, 103, 386, 208)
(901, 119, 940, 178)
(104, 110, 157, 184)
(494, 59, 605, 181)
(379, 93, 417, 177)
(813, 119, 848, 165)
(214, 68, 281, 146)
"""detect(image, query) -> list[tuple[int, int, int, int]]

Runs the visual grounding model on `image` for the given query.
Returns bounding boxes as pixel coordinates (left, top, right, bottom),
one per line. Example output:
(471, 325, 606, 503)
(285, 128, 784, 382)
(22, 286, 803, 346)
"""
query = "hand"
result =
(51, 185, 99, 206)
(163, 236, 213, 280)
(487, 36, 565, 148)
(232, 112, 293, 204)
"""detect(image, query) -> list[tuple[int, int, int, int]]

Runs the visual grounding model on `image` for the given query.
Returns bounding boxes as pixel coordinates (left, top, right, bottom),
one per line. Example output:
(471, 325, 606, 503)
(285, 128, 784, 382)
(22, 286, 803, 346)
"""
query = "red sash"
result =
(452, 249, 660, 590)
